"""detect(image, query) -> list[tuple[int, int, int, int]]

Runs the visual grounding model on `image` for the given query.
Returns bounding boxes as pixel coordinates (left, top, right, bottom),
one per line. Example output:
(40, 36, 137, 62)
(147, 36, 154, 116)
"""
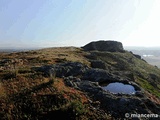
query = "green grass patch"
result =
(136, 77, 160, 97)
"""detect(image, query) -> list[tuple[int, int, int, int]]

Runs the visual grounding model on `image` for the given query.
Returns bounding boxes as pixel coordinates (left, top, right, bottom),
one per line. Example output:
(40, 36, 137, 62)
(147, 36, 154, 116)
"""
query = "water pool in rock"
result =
(102, 82, 136, 95)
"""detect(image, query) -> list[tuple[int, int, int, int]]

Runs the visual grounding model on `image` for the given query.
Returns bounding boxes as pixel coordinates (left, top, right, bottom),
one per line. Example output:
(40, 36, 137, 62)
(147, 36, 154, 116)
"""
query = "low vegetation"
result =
(0, 47, 110, 120)
(0, 47, 159, 119)
(92, 51, 160, 98)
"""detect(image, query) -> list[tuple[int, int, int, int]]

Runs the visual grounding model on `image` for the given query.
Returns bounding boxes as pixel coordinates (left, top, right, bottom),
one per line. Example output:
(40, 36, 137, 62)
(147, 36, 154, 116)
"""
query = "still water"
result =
(102, 82, 136, 95)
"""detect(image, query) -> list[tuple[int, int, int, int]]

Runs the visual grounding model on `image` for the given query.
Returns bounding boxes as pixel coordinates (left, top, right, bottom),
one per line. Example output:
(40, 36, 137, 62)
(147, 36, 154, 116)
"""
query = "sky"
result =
(0, 0, 160, 48)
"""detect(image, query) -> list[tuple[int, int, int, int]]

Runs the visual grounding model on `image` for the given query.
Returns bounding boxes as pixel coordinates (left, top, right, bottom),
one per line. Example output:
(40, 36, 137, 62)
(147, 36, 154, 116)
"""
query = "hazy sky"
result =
(0, 0, 160, 48)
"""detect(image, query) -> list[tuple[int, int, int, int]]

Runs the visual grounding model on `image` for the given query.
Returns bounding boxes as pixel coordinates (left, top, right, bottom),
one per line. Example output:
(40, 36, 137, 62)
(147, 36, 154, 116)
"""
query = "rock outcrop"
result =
(32, 41, 160, 119)
(35, 62, 160, 118)
(81, 40, 124, 52)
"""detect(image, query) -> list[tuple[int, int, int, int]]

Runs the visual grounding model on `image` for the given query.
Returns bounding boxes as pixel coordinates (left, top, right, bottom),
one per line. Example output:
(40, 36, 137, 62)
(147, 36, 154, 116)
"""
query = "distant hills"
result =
(0, 48, 41, 53)
(125, 46, 160, 68)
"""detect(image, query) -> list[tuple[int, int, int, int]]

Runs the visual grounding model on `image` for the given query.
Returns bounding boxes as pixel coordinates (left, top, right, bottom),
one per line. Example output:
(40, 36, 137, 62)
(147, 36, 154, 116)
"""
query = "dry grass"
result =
(37, 47, 90, 65)
(0, 48, 110, 119)
(0, 47, 90, 69)
(1, 46, 159, 119)
(52, 78, 88, 104)
(0, 73, 108, 119)
(0, 82, 6, 98)
(0, 47, 91, 102)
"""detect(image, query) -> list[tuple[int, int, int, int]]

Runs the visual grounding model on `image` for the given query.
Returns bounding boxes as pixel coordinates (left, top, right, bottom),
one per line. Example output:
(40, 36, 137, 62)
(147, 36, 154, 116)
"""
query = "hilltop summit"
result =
(0, 43, 160, 120)
(81, 40, 124, 52)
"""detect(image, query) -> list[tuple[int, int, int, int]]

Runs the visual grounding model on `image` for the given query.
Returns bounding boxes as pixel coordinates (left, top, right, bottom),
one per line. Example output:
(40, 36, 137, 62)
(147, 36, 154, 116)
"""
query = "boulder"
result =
(81, 40, 124, 52)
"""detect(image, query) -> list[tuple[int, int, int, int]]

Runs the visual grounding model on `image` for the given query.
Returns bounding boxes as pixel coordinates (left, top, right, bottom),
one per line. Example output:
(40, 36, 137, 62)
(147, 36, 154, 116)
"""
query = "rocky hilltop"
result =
(82, 40, 124, 52)
(0, 40, 160, 120)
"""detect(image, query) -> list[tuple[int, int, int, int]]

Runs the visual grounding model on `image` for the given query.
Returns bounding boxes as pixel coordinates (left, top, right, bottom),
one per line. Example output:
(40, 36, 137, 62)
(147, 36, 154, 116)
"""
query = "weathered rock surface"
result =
(32, 41, 160, 119)
(36, 61, 160, 118)
(90, 60, 107, 70)
(81, 40, 124, 52)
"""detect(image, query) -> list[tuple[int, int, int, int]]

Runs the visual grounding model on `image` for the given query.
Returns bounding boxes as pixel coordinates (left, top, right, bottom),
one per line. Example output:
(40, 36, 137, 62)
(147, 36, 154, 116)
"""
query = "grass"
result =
(0, 75, 109, 119)
(0, 46, 160, 119)
(0, 82, 6, 98)
(0, 47, 110, 120)
(136, 77, 160, 97)
(91, 51, 160, 98)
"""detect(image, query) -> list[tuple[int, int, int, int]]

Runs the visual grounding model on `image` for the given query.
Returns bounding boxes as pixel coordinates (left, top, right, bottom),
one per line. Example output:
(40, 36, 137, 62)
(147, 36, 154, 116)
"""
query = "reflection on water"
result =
(102, 82, 136, 95)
